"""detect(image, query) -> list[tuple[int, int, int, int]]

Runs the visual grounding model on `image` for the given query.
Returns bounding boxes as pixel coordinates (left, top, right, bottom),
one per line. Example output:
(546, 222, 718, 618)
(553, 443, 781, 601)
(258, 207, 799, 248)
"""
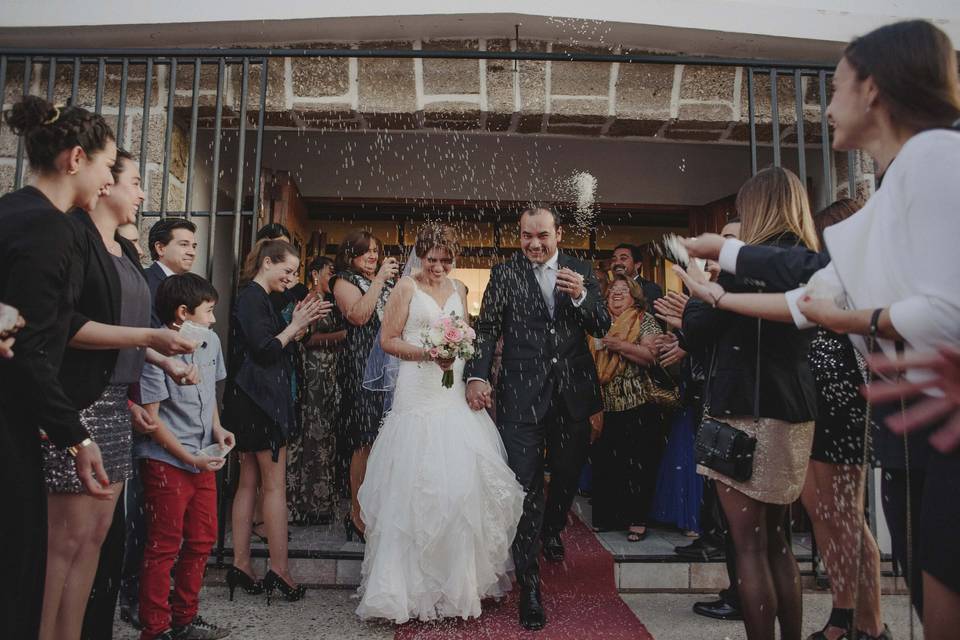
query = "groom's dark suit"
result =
(465, 251, 610, 582)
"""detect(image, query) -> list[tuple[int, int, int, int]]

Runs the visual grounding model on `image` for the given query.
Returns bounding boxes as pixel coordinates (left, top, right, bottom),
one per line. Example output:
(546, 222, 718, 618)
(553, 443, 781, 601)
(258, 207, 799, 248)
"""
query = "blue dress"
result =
(651, 404, 702, 533)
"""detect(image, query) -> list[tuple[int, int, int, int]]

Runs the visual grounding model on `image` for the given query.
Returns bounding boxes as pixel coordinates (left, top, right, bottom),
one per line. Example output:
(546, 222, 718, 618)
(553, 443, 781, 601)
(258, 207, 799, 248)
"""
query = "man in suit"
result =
(464, 205, 610, 631)
(119, 217, 197, 628)
(611, 243, 663, 312)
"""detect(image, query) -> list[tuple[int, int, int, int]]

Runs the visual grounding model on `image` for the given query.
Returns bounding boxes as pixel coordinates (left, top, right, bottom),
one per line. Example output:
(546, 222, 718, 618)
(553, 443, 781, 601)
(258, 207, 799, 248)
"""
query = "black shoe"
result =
(152, 630, 177, 640)
(675, 538, 725, 561)
(173, 615, 230, 639)
(542, 535, 565, 562)
(226, 566, 264, 601)
(518, 581, 547, 631)
(856, 625, 893, 640)
(263, 570, 306, 605)
(119, 603, 142, 630)
(693, 599, 743, 621)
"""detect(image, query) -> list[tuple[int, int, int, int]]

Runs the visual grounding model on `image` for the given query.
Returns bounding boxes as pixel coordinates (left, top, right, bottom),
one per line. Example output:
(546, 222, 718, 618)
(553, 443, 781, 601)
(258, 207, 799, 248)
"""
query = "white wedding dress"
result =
(356, 279, 524, 624)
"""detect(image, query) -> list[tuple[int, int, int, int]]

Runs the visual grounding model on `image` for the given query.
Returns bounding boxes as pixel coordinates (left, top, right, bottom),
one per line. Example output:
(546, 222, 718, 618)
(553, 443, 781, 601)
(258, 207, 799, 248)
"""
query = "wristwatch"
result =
(67, 437, 94, 458)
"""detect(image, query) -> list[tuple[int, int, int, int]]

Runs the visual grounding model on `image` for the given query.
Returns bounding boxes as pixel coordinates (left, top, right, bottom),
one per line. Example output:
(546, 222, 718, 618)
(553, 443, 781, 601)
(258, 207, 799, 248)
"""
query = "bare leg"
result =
(256, 448, 295, 583)
(801, 461, 883, 637)
(40, 484, 122, 640)
(231, 453, 261, 577)
(350, 446, 370, 533)
(717, 484, 777, 640)
(923, 571, 960, 640)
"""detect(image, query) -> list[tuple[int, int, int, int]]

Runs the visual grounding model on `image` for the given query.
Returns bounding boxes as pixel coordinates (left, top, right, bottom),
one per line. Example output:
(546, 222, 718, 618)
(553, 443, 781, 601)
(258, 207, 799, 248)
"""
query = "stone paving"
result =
(113, 589, 922, 639)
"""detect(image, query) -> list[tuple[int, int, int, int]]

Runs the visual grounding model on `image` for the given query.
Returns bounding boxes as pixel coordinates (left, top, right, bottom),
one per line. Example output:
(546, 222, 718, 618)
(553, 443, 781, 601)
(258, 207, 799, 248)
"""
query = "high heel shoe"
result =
(263, 570, 306, 605)
(226, 566, 264, 601)
(343, 515, 366, 544)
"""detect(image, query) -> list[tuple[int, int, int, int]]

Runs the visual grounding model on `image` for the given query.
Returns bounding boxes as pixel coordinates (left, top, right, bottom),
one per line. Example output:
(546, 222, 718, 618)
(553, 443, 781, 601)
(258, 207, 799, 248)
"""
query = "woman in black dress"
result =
(331, 231, 397, 540)
(0, 96, 117, 640)
(224, 239, 327, 602)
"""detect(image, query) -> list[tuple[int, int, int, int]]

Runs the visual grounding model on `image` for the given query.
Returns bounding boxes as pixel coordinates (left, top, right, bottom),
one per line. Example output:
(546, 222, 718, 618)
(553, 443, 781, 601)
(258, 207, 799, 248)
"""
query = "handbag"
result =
(694, 318, 761, 482)
(642, 364, 682, 410)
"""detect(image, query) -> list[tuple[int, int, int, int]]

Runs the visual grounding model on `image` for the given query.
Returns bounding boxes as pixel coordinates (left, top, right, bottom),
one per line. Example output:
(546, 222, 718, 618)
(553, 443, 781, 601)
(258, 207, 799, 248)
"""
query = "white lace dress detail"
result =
(356, 279, 524, 624)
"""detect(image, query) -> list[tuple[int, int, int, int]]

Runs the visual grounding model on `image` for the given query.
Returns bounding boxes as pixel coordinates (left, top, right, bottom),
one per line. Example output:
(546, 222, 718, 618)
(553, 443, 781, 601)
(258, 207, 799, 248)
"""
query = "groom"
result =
(465, 204, 610, 631)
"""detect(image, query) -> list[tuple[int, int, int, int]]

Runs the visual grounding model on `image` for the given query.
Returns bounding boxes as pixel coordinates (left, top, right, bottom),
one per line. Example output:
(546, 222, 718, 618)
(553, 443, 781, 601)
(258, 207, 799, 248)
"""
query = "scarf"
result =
(590, 306, 643, 385)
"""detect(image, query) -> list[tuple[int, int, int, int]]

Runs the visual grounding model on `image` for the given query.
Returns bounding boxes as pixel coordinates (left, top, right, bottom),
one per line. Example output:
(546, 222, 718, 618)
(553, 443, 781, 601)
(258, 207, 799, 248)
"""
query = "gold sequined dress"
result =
(697, 416, 814, 505)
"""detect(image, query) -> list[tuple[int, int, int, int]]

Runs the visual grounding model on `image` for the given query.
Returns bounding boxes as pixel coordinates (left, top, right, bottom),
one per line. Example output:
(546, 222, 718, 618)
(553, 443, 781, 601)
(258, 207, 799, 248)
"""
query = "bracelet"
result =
(67, 437, 94, 458)
(869, 308, 884, 339)
(711, 291, 728, 308)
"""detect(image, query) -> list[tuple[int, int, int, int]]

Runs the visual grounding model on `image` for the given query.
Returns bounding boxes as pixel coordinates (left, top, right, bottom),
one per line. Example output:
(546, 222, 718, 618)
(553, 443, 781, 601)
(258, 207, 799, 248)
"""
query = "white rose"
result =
(428, 327, 445, 344)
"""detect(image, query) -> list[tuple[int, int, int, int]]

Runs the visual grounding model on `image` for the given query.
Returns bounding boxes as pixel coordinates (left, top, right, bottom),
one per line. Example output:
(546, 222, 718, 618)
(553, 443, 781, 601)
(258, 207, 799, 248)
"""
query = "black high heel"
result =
(343, 515, 365, 544)
(263, 570, 306, 605)
(226, 566, 264, 601)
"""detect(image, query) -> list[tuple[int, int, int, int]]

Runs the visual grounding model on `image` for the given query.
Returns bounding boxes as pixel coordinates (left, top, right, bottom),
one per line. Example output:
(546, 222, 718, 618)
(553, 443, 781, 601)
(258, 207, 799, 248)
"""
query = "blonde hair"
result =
(736, 167, 820, 251)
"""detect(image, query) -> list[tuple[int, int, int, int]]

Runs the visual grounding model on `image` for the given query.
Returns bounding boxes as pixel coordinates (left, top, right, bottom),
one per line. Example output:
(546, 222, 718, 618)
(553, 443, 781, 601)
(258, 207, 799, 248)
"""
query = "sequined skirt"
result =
(698, 416, 814, 505)
(42, 384, 132, 493)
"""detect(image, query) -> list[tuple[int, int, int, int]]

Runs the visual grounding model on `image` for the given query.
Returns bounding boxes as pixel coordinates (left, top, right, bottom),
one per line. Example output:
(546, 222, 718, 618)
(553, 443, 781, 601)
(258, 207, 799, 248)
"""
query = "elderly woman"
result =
(588, 273, 668, 541)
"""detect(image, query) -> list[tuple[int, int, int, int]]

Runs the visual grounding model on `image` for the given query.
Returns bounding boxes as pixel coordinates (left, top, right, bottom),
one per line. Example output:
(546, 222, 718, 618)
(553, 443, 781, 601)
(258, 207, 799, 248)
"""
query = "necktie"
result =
(535, 263, 555, 316)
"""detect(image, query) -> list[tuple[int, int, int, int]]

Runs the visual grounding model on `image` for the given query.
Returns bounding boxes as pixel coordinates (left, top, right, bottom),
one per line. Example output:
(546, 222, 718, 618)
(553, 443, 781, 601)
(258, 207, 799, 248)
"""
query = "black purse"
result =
(694, 318, 760, 482)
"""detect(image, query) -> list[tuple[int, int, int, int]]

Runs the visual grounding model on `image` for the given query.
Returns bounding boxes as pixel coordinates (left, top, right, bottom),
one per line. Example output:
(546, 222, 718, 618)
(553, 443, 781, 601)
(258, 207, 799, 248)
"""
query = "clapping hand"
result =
(863, 345, 960, 453)
(291, 296, 331, 334)
(656, 333, 686, 367)
(672, 262, 726, 307)
(0, 305, 25, 359)
(654, 292, 690, 330)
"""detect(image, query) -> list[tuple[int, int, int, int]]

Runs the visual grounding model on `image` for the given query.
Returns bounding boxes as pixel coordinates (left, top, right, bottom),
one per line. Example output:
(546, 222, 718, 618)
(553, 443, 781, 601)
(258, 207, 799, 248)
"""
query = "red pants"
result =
(139, 459, 217, 639)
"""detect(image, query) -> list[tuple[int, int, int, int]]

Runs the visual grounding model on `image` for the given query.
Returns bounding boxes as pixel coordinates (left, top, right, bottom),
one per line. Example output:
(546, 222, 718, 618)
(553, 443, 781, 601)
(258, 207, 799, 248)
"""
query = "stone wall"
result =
(0, 37, 871, 204)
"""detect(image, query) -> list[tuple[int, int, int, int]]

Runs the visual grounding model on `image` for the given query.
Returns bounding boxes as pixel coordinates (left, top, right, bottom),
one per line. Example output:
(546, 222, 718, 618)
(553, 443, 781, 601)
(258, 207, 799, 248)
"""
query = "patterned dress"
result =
(287, 295, 345, 524)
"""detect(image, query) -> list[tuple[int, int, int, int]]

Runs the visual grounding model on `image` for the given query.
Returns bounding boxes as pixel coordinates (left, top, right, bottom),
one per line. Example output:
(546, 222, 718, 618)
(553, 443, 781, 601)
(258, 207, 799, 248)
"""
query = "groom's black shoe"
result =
(519, 581, 547, 631)
(542, 535, 565, 562)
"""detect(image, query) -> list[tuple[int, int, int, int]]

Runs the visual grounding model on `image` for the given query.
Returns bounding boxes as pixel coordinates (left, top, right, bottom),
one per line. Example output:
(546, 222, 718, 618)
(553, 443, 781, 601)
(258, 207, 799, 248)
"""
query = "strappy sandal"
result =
(807, 607, 852, 640)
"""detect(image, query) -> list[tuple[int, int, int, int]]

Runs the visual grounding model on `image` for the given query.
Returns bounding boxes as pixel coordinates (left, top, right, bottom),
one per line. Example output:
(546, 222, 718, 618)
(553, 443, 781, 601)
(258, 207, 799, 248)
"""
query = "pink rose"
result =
(465, 327, 476, 340)
(443, 327, 464, 343)
(429, 347, 440, 358)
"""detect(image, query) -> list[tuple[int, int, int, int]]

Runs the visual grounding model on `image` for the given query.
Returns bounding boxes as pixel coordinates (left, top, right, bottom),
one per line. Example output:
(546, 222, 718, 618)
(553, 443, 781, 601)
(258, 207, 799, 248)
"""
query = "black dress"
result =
(332, 270, 393, 451)
(0, 187, 89, 639)
(223, 282, 297, 461)
(807, 329, 871, 465)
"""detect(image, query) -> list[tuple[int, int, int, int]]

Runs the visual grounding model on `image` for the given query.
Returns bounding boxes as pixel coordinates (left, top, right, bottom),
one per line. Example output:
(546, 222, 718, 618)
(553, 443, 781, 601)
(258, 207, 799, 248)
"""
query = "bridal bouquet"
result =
(422, 312, 476, 388)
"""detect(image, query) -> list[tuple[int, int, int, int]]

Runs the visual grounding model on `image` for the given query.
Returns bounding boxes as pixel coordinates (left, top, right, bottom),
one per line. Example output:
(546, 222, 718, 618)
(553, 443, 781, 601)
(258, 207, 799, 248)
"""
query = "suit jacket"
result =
(60, 210, 145, 410)
(0, 187, 88, 447)
(682, 233, 818, 423)
(634, 275, 663, 313)
(464, 252, 611, 424)
(144, 261, 168, 328)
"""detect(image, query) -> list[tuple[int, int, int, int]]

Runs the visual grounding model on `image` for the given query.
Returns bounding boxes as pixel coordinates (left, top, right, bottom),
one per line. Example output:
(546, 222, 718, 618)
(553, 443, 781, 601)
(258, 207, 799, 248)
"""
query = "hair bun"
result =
(4, 95, 58, 135)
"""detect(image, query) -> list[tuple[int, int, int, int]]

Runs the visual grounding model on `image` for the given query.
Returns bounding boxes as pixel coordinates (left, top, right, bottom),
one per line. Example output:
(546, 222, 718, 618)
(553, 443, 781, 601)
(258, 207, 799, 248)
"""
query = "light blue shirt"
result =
(134, 331, 227, 473)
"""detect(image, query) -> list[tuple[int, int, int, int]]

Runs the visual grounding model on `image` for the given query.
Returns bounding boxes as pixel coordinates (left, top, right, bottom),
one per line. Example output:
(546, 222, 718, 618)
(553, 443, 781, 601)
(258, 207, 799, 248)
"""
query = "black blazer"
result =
(734, 244, 831, 292)
(143, 261, 167, 328)
(0, 187, 88, 447)
(224, 282, 296, 434)
(464, 252, 611, 423)
(682, 234, 818, 423)
(60, 210, 145, 410)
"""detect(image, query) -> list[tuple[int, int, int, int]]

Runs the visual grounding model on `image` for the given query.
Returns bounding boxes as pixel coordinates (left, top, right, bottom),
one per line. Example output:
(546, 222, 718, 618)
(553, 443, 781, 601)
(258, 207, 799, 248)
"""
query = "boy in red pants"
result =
(135, 274, 233, 640)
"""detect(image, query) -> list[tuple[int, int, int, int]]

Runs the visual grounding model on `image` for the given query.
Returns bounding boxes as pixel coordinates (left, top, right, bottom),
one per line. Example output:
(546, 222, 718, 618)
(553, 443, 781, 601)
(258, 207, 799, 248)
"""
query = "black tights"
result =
(718, 484, 802, 640)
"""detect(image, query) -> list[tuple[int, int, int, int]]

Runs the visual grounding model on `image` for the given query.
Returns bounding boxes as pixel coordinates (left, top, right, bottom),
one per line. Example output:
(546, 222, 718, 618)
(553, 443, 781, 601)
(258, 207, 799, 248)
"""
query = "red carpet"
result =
(394, 514, 654, 640)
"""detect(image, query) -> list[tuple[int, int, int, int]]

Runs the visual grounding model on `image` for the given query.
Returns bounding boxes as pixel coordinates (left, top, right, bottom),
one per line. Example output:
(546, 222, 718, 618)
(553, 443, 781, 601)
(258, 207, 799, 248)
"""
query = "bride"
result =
(356, 223, 524, 624)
